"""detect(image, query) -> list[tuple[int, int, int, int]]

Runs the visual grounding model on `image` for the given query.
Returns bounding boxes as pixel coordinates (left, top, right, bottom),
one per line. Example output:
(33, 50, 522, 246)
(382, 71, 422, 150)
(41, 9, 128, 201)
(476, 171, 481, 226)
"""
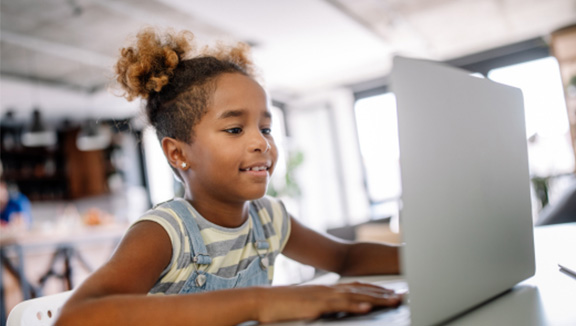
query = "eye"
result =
(224, 127, 243, 134)
(261, 128, 272, 135)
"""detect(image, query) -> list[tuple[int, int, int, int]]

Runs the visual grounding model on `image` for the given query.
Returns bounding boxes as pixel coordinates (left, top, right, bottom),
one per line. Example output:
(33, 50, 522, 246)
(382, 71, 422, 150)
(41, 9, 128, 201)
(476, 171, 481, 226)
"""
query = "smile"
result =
(240, 165, 270, 172)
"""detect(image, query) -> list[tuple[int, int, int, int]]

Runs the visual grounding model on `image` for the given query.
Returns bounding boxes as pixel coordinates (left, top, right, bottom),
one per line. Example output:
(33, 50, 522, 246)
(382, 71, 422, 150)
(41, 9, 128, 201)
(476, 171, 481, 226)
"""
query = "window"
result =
(487, 56, 574, 177)
(354, 54, 573, 219)
(354, 93, 401, 218)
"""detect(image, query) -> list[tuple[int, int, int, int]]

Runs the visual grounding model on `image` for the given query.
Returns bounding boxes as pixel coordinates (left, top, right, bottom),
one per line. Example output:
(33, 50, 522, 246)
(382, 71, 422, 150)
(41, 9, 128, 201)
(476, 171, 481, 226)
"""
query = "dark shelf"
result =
(1, 127, 111, 202)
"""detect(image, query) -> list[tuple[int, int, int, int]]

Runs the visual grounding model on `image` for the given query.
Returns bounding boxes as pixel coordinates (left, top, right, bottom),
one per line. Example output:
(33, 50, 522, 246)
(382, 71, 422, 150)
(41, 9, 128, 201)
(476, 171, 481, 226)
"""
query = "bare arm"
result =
(57, 220, 401, 326)
(282, 216, 401, 276)
(57, 221, 258, 325)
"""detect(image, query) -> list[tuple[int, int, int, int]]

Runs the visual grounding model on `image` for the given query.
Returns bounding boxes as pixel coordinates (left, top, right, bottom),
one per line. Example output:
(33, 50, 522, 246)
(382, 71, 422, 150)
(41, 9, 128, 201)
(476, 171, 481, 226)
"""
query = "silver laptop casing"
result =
(391, 56, 535, 326)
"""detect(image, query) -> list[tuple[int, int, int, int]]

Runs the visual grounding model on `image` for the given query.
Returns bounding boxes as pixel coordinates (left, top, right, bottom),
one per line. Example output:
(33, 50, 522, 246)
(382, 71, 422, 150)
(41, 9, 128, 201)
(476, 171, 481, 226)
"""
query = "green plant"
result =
(267, 150, 304, 198)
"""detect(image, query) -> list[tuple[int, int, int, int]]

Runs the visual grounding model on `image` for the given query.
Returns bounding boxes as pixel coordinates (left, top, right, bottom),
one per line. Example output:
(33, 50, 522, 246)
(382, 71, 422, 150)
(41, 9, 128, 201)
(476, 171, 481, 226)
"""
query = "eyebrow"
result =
(217, 109, 271, 120)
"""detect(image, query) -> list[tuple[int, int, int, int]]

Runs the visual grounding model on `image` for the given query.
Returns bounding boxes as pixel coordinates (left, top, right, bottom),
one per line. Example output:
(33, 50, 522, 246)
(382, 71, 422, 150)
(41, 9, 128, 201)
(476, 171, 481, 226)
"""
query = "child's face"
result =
(184, 73, 278, 202)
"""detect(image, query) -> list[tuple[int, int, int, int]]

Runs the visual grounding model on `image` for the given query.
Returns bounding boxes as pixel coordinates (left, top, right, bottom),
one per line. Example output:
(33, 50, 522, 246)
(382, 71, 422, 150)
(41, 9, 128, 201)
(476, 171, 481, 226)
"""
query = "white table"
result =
(447, 223, 576, 326)
(270, 223, 576, 325)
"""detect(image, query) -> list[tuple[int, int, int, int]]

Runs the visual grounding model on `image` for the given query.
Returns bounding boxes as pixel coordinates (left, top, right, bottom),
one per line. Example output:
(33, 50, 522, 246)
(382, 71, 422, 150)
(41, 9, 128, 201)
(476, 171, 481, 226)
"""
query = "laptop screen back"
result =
(391, 56, 535, 326)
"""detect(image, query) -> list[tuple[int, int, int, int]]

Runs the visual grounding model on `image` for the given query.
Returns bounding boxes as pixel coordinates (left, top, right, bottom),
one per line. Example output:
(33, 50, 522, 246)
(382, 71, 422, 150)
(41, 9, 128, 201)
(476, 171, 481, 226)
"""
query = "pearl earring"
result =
(181, 162, 187, 169)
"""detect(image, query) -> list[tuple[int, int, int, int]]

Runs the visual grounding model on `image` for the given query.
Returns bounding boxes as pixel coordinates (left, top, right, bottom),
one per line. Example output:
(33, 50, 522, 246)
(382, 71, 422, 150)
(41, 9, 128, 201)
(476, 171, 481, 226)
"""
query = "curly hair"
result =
(114, 27, 256, 143)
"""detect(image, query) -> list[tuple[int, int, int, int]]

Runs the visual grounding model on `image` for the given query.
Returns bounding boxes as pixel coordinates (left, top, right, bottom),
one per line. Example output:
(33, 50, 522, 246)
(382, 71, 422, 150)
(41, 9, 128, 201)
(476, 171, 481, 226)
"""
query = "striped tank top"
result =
(133, 196, 291, 295)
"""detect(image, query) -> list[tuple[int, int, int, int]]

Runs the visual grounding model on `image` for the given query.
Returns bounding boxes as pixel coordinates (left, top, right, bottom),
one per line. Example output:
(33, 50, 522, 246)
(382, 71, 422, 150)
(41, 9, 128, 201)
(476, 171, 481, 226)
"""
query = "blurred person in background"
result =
(0, 164, 32, 229)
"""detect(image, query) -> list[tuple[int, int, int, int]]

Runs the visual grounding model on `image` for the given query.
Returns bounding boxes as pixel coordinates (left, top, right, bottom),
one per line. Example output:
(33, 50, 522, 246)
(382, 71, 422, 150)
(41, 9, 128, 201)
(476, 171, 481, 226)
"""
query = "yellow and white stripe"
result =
(133, 196, 291, 295)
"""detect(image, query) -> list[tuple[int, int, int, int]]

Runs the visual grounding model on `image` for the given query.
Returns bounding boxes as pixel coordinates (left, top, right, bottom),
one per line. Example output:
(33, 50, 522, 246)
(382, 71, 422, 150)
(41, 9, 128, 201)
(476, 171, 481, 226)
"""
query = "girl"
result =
(57, 28, 401, 326)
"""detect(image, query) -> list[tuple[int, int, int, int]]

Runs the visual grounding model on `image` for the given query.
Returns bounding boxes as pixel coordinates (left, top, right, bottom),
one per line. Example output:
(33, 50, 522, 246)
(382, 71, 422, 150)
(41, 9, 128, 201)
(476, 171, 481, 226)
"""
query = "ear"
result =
(161, 137, 188, 170)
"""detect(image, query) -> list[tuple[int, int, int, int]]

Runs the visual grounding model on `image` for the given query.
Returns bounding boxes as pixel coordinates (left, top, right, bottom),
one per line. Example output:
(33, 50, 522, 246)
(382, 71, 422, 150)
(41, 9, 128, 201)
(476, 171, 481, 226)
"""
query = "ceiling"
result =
(1, 0, 575, 120)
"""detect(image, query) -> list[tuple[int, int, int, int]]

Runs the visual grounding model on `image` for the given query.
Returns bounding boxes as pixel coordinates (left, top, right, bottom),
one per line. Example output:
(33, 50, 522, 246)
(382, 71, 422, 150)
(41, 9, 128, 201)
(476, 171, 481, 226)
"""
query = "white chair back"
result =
(6, 291, 72, 326)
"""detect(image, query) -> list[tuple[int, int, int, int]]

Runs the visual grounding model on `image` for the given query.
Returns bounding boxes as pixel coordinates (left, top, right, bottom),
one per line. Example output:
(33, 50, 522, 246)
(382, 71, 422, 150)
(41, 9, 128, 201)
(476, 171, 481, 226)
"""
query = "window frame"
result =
(351, 37, 552, 212)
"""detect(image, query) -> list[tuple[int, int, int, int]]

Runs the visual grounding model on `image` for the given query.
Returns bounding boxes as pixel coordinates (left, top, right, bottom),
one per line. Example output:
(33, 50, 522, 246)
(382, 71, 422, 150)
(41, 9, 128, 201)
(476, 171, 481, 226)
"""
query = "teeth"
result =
(243, 166, 268, 171)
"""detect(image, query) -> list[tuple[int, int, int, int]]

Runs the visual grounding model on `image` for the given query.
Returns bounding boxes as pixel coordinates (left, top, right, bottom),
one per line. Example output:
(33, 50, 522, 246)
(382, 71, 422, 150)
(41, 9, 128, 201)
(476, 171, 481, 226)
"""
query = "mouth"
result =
(239, 164, 271, 172)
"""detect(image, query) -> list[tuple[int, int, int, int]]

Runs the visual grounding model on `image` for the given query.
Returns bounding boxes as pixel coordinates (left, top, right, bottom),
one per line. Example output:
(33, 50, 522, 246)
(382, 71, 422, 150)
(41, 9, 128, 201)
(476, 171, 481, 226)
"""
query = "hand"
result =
(256, 282, 403, 324)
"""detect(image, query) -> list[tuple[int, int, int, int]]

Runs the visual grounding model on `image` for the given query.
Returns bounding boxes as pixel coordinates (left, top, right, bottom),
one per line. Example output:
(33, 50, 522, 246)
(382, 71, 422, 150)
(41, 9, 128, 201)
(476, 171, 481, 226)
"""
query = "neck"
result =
(184, 191, 250, 228)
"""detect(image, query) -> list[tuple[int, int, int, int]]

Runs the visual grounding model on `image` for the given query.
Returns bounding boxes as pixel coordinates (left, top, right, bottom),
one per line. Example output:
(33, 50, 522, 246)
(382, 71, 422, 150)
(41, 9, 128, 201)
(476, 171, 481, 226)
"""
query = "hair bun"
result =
(115, 28, 194, 101)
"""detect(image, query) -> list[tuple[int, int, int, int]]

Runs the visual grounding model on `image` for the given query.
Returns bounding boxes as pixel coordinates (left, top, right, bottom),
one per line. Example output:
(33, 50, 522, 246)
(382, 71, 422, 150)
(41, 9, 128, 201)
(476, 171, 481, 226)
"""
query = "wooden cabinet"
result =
(1, 126, 111, 201)
(63, 128, 110, 199)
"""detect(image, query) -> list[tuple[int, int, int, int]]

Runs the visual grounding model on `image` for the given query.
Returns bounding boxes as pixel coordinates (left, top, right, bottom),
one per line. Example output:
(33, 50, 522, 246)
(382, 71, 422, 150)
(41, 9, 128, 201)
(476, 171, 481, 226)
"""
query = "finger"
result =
(321, 292, 401, 316)
(336, 282, 397, 294)
(335, 283, 399, 298)
(342, 290, 403, 307)
(322, 297, 374, 315)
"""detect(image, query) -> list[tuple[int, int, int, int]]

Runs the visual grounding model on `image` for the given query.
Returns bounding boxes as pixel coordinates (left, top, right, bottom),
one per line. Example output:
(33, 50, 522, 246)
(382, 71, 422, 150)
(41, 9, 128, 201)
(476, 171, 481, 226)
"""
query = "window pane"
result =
(354, 93, 401, 204)
(488, 57, 574, 176)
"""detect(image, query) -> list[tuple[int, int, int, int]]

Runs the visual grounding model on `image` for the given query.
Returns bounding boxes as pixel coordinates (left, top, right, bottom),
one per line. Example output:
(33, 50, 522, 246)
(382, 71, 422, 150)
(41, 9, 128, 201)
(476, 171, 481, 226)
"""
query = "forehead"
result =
(208, 73, 269, 114)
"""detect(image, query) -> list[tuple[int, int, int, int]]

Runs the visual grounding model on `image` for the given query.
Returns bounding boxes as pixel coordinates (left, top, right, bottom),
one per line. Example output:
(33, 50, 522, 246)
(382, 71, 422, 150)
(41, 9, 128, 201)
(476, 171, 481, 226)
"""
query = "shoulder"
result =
(14, 193, 31, 206)
(130, 199, 191, 279)
(133, 199, 188, 246)
(251, 196, 288, 222)
(7, 194, 30, 210)
(138, 199, 187, 225)
(137, 209, 171, 227)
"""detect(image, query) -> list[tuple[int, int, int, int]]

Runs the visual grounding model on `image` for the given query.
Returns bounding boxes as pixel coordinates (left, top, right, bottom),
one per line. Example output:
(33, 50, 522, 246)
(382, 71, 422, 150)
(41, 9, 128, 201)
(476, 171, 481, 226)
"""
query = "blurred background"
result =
(1, 0, 575, 319)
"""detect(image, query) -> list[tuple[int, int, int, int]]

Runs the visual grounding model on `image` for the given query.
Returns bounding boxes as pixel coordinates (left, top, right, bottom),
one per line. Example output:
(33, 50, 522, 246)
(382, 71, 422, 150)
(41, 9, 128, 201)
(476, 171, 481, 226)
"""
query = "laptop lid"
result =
(391, 56, 535, 326)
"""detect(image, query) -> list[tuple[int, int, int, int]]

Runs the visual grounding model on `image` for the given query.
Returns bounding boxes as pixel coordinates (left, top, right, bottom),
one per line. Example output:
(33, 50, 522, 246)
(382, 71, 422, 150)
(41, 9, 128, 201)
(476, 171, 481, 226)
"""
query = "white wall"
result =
(0, 77, 139, 121)
(285, 88, 370, 231)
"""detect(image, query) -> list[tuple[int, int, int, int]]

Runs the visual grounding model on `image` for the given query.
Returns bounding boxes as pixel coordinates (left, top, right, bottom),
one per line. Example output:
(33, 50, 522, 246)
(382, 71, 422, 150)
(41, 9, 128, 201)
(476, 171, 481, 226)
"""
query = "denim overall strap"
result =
(162, 200, 212, 265)
(249, 205, 270, 251)
(175, 201, 271, 294)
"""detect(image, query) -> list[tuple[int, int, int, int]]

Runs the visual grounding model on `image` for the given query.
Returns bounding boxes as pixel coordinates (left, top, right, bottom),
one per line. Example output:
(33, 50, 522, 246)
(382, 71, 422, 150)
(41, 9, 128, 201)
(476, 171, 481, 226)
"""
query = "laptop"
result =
(292, 56, 536, 326)
(392, 55, 535, 325)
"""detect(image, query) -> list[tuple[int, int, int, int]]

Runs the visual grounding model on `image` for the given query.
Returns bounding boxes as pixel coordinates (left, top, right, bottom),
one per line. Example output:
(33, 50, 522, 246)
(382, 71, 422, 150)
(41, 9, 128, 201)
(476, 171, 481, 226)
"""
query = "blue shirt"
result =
(1, 193, 32, 224)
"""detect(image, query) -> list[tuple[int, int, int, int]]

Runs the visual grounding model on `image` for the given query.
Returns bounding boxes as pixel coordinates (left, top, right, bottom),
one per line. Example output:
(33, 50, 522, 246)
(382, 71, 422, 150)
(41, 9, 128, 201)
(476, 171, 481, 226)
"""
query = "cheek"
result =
(209, 145, 242, 171)
(270, 142, 279, 171)
(188, 143, 220, 172)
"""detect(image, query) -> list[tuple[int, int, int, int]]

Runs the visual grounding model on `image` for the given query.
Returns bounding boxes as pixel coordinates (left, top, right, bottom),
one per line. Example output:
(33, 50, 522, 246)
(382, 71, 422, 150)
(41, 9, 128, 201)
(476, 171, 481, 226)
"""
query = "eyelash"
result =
(261, 128, 272, 135)
(225, 127, 243, 134)
(224, 127, 272, 135)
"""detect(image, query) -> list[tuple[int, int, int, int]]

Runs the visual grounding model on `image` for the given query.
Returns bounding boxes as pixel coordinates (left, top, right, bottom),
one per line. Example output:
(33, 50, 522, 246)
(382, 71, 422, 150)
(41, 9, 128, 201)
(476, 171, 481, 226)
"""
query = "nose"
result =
(249, 130, 271, 153)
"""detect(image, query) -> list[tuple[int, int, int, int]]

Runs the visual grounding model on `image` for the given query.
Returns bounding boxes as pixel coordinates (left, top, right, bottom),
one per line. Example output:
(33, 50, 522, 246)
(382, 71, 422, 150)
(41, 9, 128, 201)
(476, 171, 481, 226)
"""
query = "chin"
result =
(243, 187, 268, 201)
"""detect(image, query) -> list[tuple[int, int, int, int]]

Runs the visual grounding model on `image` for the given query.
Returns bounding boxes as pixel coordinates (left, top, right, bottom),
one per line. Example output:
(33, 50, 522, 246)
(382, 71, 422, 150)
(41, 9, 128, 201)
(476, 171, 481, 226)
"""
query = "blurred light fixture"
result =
(1, 110, 21, 150)
(76, 119, 111, 151)
(21, 109, 57, 147)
